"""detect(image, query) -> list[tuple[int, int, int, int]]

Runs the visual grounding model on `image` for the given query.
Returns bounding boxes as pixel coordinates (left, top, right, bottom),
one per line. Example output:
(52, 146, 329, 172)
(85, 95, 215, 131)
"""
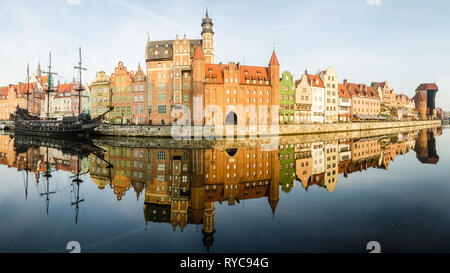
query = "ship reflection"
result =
(8, 134, 112, 224)
(0, 126, 442, 251)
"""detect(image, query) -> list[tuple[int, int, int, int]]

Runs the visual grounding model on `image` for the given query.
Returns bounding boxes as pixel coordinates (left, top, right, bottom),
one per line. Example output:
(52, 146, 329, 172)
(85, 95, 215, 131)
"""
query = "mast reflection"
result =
(0, 126, 442, 251)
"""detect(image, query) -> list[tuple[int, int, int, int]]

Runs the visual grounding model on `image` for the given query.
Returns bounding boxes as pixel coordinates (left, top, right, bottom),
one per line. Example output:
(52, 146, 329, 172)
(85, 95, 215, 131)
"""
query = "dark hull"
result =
(14, 125, 97, 137)
(12, 107, 112, 138)
(13, 133, 105, 157)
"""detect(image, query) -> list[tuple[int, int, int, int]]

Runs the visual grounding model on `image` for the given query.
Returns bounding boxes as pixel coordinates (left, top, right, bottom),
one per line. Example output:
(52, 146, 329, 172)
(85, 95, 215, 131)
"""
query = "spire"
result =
(145, 33, 151, 59)
(37, 60, 41, 78)
(269, 50, 279, 66)
(201, 8, 214, 35)
(268, 199, 279, 216)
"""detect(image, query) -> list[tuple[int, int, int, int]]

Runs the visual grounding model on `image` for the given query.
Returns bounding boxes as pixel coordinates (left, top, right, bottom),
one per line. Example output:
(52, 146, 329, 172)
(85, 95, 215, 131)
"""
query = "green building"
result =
(279, 70, 296, 124)
(279, 143, 296, 193)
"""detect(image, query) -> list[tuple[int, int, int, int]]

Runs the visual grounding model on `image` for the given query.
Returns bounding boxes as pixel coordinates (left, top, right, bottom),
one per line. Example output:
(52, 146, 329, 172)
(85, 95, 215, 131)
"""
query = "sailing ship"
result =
(13, 48, 113, 137)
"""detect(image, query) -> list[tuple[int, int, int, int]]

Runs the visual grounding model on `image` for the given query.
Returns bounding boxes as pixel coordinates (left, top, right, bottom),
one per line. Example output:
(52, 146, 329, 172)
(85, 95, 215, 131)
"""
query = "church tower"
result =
(201, 9, 214, 64)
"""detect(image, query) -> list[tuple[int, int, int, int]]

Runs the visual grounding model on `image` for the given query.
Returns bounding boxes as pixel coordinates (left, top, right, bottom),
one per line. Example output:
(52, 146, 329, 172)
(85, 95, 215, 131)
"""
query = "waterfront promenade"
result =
(0, 120, 441, 138)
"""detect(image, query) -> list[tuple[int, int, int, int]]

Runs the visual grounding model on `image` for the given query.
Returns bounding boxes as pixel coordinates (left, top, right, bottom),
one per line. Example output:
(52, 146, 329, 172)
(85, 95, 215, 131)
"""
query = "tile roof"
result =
(17, 83, 35, 97)
(338, 83, 351, 98)
(306, 74, 324, 88)
(344, 82, 380, 99)
(0, 86, 8, 98)
(416, 83, 438, 91)
(204, 63, 270, 85)
(54, 83, 74, 98)
(193, 46, 204, 60)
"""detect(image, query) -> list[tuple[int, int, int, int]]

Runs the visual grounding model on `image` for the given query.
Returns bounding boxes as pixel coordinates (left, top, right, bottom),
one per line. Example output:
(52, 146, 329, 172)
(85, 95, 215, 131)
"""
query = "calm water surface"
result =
(0, 126, 448, 253)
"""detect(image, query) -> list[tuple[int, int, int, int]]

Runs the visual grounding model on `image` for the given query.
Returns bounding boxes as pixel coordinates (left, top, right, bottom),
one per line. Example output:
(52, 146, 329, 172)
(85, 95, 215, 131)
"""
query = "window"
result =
(157, 151, 166, 160)
(158, 105, 166, 114)
(157, 164, 165, 171)
(158, 93, 166, 101)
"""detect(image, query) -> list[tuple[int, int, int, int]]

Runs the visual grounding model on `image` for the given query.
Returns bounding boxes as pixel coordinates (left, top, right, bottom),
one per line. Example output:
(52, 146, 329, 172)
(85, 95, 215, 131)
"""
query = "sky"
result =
(0, 0, 449, 109)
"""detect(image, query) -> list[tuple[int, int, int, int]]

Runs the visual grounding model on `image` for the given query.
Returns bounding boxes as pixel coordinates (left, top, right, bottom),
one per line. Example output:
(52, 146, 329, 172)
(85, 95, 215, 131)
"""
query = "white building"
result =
(319, 67, 339, 123)
(311, 142, 325, 175)
(307, 73, 325, 123)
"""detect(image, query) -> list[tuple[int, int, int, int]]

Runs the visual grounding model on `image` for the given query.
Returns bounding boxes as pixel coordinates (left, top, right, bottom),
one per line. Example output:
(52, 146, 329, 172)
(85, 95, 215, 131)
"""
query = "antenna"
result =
(74, 47, 87, 116)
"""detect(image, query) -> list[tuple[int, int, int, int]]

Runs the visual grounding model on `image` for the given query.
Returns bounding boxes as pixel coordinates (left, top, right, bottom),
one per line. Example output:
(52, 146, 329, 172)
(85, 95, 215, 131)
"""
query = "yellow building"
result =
(90, 71, 111, 120)
(319, 67, 339, 123)
(323, 141, 339, 192)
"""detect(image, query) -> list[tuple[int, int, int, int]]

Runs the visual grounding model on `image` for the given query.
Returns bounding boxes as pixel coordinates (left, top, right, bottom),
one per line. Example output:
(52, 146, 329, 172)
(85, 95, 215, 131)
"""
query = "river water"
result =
(0, 125, 448, 253)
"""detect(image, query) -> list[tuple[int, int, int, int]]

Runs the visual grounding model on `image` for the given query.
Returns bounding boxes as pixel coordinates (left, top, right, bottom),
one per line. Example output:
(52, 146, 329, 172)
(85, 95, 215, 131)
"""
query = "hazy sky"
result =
(1, 0, 449, 109)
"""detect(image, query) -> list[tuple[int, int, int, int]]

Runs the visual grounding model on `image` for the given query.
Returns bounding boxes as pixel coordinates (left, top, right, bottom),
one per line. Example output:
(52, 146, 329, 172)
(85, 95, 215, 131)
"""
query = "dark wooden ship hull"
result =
(13, 107, 111, 137)
(12, 133, 106, 157)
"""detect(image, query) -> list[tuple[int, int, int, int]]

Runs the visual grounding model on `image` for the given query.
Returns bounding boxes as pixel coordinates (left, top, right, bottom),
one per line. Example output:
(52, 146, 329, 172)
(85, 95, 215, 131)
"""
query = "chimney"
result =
(343, 79, 347, 85)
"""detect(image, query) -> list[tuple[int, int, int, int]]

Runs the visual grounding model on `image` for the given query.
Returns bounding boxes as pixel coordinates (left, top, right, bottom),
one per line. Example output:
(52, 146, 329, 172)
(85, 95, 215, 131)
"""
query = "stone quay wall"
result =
(92, 120, 441, 137)
(0, 119, 442, 138)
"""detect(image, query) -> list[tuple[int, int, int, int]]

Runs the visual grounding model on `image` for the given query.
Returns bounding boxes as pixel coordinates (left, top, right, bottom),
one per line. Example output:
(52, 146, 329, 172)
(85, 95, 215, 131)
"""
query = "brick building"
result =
(344, 80, 381, 120)
(145, 10, 279, 127)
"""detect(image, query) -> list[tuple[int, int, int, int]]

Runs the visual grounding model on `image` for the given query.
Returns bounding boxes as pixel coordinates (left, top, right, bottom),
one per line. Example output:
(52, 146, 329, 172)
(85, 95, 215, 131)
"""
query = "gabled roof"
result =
(204, 63, 270, 85)
(345, 82, 379, 99)
(17, 83, 35, 98)
(306, 74, 324, 88)
(0, 86, 8, 98)
(338, 83, 351, 98)
(193, 46, 205, 60)
(54, 83, 74, 98)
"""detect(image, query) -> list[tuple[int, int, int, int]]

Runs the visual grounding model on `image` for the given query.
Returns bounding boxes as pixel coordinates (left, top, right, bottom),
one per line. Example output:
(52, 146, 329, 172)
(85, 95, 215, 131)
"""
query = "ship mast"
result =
(69, 154, 85, 225)
(74, 47, 87, 116)
(25, 63, 31, 112)
(43, 52, 57, 119)
(41, 147, 56, 215)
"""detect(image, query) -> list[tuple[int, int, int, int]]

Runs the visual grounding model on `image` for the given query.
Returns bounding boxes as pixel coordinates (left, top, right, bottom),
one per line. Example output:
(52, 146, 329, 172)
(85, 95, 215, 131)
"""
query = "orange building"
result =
(145, 11, 279, 128)
(0, 83, 35, 120)
(197, 49, 280, 128)
(131, 64, 147, 124)
(110, 62, 134, 124)
(344, 80, 381, 120)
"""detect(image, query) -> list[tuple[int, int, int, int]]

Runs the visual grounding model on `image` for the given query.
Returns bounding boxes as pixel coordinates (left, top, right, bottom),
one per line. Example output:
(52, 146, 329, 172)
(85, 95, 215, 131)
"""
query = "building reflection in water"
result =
(0, 126, 442, 251)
